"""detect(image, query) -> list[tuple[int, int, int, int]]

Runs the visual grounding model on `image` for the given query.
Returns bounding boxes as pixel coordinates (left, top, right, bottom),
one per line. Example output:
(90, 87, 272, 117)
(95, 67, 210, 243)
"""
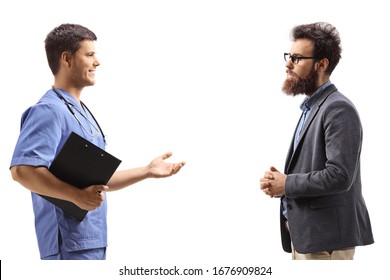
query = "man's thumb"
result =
(270, 166, 278, 172)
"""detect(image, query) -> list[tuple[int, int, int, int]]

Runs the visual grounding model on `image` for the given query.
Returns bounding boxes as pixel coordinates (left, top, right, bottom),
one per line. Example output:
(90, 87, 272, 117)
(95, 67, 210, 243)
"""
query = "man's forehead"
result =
(78, 39, 96, 52)
(290, 39, 314, 54)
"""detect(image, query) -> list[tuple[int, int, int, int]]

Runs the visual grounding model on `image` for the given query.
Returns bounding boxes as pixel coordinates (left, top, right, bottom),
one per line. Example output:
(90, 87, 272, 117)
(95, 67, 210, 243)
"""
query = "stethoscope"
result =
(52, 87, 106, 145)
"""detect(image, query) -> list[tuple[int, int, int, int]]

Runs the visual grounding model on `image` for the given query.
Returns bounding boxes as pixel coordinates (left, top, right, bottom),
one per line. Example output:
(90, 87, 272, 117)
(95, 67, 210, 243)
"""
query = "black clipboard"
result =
(40, 132, 121, 221)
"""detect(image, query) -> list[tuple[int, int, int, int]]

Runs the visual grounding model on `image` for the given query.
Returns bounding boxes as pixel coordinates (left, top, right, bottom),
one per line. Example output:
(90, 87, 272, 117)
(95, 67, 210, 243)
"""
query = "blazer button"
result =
(287, 204, 292, 210)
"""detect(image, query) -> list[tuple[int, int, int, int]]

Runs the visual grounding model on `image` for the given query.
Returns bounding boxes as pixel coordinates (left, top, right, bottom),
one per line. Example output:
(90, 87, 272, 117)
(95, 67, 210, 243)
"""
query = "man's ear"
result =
(315, 58, 329, 73)
(60, 51, 72, 68)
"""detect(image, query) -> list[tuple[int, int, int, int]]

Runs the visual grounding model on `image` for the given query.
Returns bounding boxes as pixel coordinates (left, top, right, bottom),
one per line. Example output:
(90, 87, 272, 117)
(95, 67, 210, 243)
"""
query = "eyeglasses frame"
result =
(284, 53, 318, 64)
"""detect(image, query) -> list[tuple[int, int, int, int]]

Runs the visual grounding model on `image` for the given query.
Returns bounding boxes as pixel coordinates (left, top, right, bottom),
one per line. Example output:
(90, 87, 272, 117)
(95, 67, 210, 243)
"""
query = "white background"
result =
(1, 0, 388, 279)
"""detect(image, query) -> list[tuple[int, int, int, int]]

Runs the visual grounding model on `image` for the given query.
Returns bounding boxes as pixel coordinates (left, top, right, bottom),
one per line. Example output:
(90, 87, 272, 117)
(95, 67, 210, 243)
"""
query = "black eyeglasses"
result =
(284, 53, 317, 64)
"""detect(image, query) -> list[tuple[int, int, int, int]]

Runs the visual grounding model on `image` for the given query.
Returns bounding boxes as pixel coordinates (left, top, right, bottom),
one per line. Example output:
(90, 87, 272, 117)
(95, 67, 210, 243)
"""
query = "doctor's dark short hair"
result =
(45, 23, 97, 75)
(291, 22, 342, 75)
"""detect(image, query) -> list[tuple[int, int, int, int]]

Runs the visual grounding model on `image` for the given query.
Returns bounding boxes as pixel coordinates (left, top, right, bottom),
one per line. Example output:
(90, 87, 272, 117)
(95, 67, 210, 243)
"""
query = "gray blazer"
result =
(281, 84, 374, 253)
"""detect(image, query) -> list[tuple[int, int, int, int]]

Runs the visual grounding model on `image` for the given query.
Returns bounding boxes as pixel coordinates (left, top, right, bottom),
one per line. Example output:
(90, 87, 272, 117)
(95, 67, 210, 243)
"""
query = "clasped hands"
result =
(260, 166, 287, 198)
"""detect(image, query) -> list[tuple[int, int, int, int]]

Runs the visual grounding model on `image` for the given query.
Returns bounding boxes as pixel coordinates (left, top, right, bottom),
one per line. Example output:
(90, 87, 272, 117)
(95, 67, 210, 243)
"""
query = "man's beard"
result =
(282, 69, 318, 96)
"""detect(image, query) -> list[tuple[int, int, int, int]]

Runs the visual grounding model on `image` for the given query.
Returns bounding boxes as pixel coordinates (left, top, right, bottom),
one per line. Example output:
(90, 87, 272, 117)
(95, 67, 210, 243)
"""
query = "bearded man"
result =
(259, 22, 374, 260)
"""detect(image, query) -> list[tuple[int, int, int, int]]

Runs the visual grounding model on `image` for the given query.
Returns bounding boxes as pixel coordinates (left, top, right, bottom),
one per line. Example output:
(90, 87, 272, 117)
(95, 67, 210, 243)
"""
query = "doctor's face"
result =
(69, 40, 100, 88)
(282, 39, 318, 96)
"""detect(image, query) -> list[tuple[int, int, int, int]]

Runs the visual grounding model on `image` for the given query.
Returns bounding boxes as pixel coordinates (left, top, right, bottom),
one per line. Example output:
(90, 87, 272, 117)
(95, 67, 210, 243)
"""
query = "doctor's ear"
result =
(60, 52, 72, 68)
(315, 58, 329, 72)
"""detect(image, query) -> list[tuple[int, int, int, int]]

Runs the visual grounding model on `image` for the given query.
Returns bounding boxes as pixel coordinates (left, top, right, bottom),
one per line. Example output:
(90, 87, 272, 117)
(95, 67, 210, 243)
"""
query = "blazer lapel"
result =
(285, 84, 338, 173)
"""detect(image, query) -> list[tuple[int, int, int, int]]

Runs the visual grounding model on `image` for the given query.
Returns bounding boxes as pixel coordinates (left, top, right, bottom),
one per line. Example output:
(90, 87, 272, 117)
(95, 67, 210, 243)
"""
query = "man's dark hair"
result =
(291, 22, 342, 75)
(45, 23, 97, 75)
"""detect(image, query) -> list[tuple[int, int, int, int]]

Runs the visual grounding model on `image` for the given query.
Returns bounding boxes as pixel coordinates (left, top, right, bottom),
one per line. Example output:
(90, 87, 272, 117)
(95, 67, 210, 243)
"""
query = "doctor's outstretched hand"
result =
(147, 152, 186, 178)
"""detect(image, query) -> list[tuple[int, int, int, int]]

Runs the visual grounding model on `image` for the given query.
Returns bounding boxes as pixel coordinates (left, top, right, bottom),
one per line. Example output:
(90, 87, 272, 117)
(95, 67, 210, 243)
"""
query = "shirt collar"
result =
(300, 81, 332, 111)
(53, 88, 84, 111)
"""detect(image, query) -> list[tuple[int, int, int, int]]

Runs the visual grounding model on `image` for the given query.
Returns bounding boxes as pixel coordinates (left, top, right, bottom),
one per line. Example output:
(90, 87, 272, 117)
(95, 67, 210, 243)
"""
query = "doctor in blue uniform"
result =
(10, 23, 185, 260)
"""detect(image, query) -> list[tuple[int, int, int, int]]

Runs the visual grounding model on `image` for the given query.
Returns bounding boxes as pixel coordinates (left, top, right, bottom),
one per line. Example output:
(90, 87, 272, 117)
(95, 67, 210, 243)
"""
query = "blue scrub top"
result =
(10, 88, 108, 258)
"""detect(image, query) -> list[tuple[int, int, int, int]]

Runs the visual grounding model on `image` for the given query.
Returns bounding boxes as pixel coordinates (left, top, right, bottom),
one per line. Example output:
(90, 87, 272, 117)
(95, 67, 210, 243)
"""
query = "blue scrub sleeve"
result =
(11, 103, 64, 168)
